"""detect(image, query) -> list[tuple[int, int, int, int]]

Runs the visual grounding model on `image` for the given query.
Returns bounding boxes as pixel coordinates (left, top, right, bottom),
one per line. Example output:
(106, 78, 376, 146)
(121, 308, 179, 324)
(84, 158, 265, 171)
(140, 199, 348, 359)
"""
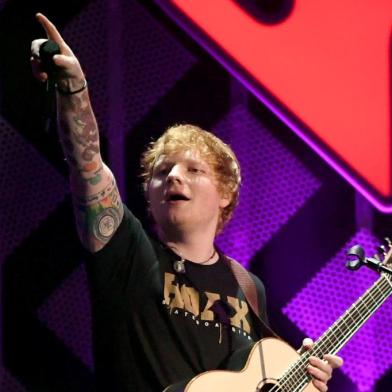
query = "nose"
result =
(167, 164, 184, 183)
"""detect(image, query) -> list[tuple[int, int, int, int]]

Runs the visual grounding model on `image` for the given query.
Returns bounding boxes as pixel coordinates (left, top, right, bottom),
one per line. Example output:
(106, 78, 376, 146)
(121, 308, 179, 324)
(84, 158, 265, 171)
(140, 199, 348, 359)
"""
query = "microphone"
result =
(39, 40, 60, 73)
(38, 40, 61, 132)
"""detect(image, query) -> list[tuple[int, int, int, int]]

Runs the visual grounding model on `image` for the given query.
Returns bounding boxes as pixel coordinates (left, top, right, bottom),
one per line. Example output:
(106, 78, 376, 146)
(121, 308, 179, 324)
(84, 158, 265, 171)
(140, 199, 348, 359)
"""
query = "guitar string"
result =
(312, 278, 387, 354)
(272, 286, 389, 392)
(285, 276, 392, 392)
(281, 277, 391, 392)
(265, 275, 392, 392)
(249, 274, 391, 392)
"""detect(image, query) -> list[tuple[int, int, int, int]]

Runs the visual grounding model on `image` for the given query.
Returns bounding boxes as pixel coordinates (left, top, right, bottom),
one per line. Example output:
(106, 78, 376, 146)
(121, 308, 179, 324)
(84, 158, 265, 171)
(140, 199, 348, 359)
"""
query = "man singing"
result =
(31, 13, 342, 392)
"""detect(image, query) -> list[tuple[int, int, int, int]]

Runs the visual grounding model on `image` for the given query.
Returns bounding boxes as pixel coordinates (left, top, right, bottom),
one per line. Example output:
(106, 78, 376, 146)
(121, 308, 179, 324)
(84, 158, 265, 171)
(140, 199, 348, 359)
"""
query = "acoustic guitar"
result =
(164, 242, 392, 392)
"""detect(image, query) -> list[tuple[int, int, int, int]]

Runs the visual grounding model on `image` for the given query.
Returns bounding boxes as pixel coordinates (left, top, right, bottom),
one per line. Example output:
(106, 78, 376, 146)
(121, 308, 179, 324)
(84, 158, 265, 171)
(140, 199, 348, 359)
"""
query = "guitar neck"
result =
(314, 273, 392, 355)
(279, 273, 392, 391)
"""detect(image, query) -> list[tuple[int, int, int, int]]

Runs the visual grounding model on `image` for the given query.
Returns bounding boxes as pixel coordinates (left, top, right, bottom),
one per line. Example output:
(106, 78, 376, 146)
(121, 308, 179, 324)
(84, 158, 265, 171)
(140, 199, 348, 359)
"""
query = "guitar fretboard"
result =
(278, 273, 392, 392)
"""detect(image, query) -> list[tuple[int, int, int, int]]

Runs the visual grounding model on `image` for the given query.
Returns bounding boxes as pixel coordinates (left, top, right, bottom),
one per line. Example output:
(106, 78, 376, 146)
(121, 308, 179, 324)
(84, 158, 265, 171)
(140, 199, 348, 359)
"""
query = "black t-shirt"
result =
(86, 205, 268, 391)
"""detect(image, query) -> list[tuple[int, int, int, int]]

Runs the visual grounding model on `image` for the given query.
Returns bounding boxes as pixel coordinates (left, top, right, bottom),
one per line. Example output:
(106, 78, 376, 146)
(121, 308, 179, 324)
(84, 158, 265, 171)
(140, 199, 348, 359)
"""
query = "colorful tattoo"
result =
(82, 161, 98, 172)
(74, 178, 123, 247)
(74, 177, 116, 205)
(88, 173, 102, 185)
(59, 91, 100, 169)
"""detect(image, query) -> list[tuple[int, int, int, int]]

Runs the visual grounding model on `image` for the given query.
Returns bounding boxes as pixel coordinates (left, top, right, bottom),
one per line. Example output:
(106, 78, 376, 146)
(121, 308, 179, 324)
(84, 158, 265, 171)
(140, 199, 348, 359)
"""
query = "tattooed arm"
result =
(31, 13, 123, 252)
(59, 89, 124, 252)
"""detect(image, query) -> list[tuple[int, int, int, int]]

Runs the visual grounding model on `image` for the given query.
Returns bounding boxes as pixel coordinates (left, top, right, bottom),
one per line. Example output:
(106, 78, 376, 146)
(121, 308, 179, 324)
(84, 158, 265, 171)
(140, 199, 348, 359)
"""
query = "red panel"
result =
(165, 0, 392, 198)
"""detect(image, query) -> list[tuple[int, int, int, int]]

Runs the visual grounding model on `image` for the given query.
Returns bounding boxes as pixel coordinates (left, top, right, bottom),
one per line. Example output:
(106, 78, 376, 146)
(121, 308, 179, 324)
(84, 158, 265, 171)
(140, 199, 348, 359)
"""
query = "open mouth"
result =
(166, 193, 190, 202)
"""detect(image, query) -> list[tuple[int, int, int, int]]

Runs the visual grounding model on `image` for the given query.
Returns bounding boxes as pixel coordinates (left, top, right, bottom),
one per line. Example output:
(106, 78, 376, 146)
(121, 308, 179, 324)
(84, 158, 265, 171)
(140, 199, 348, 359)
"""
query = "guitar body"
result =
(164, 337, 317, 392)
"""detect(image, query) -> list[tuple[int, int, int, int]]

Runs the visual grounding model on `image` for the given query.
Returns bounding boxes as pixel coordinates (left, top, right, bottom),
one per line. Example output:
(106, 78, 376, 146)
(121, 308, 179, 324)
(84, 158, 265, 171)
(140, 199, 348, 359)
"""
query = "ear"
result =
(219, 194, 231, 209)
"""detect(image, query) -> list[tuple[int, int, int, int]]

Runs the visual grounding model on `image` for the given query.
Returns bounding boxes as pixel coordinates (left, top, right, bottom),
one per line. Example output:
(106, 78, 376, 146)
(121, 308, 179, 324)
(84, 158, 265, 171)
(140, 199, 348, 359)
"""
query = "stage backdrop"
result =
(1, 1, 391, 391)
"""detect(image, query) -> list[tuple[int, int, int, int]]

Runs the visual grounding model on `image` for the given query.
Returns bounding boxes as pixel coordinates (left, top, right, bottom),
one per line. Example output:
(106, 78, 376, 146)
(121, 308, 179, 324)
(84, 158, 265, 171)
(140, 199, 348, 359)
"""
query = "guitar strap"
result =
(225, 256, 280, 339)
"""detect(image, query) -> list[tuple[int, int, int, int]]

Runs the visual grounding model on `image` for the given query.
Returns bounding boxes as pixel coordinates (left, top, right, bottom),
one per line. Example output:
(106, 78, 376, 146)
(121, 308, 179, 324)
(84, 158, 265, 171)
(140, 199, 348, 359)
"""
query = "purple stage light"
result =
(216, 104, 320, 266)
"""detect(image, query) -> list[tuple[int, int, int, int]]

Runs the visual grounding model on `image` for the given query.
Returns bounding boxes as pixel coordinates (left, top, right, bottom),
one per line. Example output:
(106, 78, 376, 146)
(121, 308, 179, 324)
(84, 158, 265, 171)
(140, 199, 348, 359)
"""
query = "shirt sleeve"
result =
(85, 204, 148, 299)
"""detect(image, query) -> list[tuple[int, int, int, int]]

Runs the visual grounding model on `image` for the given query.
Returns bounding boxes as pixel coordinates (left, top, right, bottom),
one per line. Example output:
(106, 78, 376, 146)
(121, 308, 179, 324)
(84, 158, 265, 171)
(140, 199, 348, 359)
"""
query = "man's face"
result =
(147, 149, 230, 235)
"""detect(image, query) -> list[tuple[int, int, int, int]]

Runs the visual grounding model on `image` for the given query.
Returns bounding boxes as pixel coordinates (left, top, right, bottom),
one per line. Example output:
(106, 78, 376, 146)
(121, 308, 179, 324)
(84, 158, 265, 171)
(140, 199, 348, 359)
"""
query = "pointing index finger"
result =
(36, 13, 65, 46)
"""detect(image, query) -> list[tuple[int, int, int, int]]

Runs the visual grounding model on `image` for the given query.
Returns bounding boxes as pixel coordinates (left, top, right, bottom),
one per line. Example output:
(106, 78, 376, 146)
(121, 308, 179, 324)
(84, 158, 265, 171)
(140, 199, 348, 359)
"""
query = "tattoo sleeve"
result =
(58, 86, 124, 252)
(72, 169, 124, 252)
(57, 87, 103, 183)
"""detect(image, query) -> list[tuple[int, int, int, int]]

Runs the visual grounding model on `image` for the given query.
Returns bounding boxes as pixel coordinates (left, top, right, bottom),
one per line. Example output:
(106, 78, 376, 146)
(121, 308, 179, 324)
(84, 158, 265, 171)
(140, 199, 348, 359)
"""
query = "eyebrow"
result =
(155, 157, 208, 167)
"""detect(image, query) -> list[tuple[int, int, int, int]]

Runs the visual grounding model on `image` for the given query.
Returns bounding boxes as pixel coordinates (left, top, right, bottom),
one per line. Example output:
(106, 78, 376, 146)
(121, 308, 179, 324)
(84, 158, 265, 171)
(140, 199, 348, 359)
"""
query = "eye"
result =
(154, 167, 169, 176)
(188, 167, 204, 174)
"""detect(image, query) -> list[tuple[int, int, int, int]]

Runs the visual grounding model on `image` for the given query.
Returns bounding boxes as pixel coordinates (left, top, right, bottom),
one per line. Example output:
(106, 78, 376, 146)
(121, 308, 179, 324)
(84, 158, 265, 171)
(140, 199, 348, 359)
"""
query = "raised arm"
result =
(31, 13, 123, 252)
